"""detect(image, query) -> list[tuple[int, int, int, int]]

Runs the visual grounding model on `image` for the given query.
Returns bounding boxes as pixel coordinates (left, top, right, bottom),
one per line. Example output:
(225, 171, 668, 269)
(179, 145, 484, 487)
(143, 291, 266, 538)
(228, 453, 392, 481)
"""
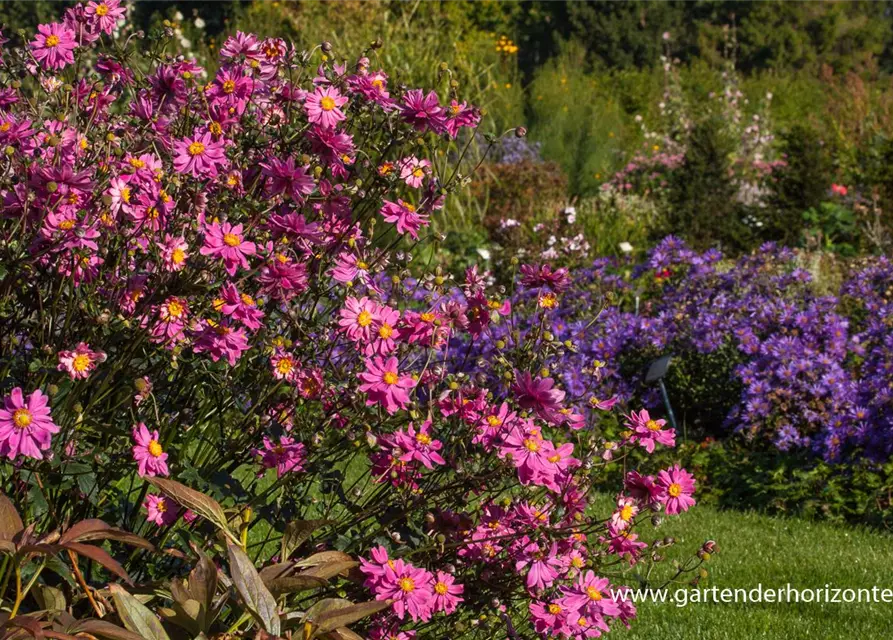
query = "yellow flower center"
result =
(620, 505, 634, 521)
(539, 293, 558, 309)
(0, 122, 9, 132)
(398, 577, 415, 592)
(523, 438, 540, 452)
(276, 359, 294, 375)
(147, 207, 160, 219)
(148, 440, 163, 457)
(188, 141, 206, 156)
(372, 79, 384, 90)
(223, 233, 241, 247)
(668, 483, 682, 497)
(171, 248, 186, 264)
(403, 202, 416, 212)
(578, 617, 588, 627)
(156, 498, 167, 513)
(222, 79, 236, 94)
(548, 603, 562, 615)
(95, 3, 109, 16)
(412, 168, 424, 178)
(486, 415, 503, 427)
(12, 409, 33, 429)
(420, 312, 435, 323)
(59, 219, 76, 230)
(587, 587, 602, 601)
(319, 96, 336, 111)
(572, 556, 585, 568)
(378, 324, 394, 339)
(646, 419, 662, 431)
(72, 353, 91, 372)
(434, 581, 448, 595)
(240, 293, 255, 306)
(383, 371, 399, 385)
(209, 121, 223, 136)
(45, 35, 60, 47)
(449, 103, 461, 115)
(416, 433, 432, 446)
(167, 300, 184, 318)
(356, 260, 369, 270)
(120, 187, 131, 203)
(547, 454, 561, 463)
(129, 157, 145, 169)
(357, 310, 373, 327)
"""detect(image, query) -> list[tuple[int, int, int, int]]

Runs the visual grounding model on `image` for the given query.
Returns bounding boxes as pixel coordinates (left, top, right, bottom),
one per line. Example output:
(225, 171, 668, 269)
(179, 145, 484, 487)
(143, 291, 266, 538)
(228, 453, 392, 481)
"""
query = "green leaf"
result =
(0, 492, 23, 538)
(280, 519, 333, 561)
(266, 574, 329, 596)
(72, 619, 145, 640)
(145, 477, 233, 539)
(309, 600, 393, 637)
(110, 583, 171, 640)
(227, 543, 281, 636)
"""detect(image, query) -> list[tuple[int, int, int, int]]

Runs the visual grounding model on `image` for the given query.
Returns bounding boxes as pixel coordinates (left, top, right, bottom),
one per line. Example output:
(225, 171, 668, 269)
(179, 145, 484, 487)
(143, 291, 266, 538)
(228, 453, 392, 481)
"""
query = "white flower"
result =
(476, 248, 491, 261)
(174, 11, 184, 21)
(619, 242, 633, 254)
(194, 17, 206, 29)
(179, 37, 192, 49)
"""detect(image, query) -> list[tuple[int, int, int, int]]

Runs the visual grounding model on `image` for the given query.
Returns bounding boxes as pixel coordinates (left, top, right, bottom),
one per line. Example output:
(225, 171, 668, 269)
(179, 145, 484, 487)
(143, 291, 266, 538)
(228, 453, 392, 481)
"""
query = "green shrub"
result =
(766, 124, 833, 245)
(658, 117, 755, 251)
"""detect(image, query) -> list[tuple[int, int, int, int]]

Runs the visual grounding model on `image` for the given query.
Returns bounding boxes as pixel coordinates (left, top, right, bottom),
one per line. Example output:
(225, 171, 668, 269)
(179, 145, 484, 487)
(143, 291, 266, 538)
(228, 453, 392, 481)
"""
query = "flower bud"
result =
(321, 41, 333, 53)
(46, 181, 59, 193)
(515, 126, 527, 138)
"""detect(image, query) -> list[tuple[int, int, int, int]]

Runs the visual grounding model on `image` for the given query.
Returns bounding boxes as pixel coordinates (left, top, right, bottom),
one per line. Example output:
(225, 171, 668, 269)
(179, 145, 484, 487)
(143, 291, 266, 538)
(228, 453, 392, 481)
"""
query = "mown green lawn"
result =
(618, 505, 893, 639)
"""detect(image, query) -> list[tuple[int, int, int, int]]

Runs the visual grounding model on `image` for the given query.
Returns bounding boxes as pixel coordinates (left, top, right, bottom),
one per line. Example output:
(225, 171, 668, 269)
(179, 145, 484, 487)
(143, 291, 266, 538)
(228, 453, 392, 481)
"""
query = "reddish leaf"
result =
(71, 619, 143, 640)
(63, 542, 132, 585)
(59, 520, 111, 545)
(4, 616, 45, 639)
(0, 493, 23, 538)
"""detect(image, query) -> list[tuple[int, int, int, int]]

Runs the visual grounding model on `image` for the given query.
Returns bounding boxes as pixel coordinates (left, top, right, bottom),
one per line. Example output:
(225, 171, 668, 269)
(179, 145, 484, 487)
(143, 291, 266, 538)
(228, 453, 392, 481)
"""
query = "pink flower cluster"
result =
(361, 546, 464, 622)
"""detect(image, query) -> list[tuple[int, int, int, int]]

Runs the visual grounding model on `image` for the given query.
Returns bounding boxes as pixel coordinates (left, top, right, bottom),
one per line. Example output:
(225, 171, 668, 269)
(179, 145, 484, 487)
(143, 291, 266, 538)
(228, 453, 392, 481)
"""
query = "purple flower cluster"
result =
(450, 238, 893, 463)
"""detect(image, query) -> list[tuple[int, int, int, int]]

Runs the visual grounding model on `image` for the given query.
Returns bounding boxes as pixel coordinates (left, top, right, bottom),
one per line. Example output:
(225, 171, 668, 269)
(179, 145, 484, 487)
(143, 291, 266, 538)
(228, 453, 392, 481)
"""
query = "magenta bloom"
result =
(85, 0, 125, 34)
(144, 494, 180, 526)
(379, 199, 429, 239)
(516, 541, 563, 594)
(338, 296, 378, 343)
(624, 471, 662, 505)
(252, 436, 307, 478)
(399, 156, 432, 188)
(393, 420, 446, 469)
(261, 156, 316, 203)
(199, 221, 256, 276)
(656, 465, 696, 515)
(609, 497, 638, 533)
(432, 571, 464, 614)
(57, 342, 105, 380)
(218, 282, 265, 331)
(625, 408, 675, 453)
(364, 303, 401, 357)
(357, 356, 416, 414)
(192, 321, 251, 366)
(305, 86, 348, 129)
(375, 558, 435, 621)
(558, 571, 622, 629)
(511, 372, 566, 423)
(0, 388, 59, 461)
(31, 23, 77, 71)
(131, 422, 170, 477)
(519, 263, 571, 293)
(400, 89, 445, 133)
(173, 132, 227, 178)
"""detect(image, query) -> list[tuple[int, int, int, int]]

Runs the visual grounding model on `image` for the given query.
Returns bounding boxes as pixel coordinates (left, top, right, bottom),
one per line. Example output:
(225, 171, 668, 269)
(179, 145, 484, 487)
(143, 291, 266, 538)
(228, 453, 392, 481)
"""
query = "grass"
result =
(617, 504, 893, 639)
